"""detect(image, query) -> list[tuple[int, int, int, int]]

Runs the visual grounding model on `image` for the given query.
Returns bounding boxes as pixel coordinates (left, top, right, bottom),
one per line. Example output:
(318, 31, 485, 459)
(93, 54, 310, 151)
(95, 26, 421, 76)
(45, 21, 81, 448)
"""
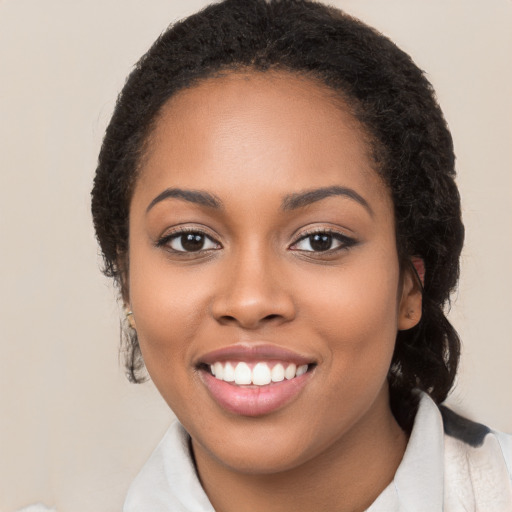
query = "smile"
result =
(210, 361, 309, 386)
(197, 344, 316, 416)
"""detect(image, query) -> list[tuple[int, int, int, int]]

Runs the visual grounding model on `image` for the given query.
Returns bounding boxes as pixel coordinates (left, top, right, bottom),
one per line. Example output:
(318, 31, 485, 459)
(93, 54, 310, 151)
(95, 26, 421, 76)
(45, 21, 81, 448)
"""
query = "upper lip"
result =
(196, 343, 315, 367)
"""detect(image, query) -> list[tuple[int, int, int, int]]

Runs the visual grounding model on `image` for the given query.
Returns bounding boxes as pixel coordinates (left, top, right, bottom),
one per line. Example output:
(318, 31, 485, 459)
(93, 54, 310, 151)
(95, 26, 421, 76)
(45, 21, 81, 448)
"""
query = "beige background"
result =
(0, 1, 511, 511)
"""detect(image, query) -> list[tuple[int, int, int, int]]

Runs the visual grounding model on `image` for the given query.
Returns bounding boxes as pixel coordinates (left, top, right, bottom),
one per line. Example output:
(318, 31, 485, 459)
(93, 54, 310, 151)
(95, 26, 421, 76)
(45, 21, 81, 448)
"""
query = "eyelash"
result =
(156, 227, 356, 255)
(289, 228, 357, 254)
(156, 227, 221, 253)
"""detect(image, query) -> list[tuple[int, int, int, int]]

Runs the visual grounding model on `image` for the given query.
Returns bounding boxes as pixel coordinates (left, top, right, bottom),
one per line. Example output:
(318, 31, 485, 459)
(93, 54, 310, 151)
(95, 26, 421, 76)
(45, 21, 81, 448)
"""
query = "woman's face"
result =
(127, 71, 420, 474)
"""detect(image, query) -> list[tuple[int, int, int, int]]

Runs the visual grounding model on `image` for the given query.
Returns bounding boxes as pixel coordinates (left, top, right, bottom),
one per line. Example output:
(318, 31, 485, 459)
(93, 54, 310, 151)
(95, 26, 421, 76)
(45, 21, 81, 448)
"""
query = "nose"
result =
(211, 247, 296, 330)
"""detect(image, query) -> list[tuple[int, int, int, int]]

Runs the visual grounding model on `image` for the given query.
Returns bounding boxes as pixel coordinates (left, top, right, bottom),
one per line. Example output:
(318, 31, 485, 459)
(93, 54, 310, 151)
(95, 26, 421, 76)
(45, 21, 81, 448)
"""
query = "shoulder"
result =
(439, 405, 492, 447)
(494, 428, 512, 477)
(440, 403, 512, 471)
(439, 403, 512, 510)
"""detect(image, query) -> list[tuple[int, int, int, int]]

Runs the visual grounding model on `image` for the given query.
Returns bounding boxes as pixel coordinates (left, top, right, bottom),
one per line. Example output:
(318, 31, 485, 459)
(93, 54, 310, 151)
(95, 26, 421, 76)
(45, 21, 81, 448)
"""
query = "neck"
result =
(192, 387, 408, 512)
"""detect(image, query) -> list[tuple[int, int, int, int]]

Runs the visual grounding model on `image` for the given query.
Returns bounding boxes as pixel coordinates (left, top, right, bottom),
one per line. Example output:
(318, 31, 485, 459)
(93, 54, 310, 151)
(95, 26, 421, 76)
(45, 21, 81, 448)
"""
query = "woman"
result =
(91, 0, 511, 510)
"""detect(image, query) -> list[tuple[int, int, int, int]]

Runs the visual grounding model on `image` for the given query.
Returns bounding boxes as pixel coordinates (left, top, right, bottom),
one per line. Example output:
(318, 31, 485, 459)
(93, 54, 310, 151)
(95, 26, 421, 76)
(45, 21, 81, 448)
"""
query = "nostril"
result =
(216, 312, 285, 328)
(212, 292, 296, 328)
(221, 314, 282, 322)
(219, 315, 237, 324)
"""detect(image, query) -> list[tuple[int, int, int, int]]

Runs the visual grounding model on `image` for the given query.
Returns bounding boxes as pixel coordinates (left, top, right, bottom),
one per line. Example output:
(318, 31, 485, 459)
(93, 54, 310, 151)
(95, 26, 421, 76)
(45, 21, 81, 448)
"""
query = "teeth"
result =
(252, 362, 272, 385)
(209, 361, 310, 386)
(271, 363, 285, 382)
(234, 362, 252, 385)
(284, 363, 296, 380)
(213, 362, 224, 380)
(223, 362, 235, 382)
(296, 364, 308, 376)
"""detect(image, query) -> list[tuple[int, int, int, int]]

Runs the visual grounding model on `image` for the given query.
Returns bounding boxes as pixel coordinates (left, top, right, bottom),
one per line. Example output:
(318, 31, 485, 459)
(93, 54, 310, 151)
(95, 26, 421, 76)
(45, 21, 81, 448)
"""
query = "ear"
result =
(116, 252, 136, 328)
(118, 263, 136, 330)
(124, 306, 136, 330)
(397, 258, 423, 331)
(121, 283, 134, 329)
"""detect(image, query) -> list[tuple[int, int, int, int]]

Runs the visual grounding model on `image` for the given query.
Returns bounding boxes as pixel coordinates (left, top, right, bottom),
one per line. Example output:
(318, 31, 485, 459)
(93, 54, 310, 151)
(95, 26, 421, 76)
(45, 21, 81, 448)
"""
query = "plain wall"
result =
(0, 1, 510, 511)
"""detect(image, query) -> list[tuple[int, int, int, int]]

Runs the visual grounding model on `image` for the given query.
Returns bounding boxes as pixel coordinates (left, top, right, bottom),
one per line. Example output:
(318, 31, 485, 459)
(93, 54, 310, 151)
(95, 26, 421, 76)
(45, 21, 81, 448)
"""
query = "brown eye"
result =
(309, 233, 333, 252)
(291, 231, 356, 253)
(166, 231, 219, 252)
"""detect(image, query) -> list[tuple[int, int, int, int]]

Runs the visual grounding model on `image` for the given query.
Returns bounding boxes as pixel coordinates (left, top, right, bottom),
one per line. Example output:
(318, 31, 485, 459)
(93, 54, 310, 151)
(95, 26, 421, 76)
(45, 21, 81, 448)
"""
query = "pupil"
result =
(182, 233, 204, 251)
(310, 233, 332, 251)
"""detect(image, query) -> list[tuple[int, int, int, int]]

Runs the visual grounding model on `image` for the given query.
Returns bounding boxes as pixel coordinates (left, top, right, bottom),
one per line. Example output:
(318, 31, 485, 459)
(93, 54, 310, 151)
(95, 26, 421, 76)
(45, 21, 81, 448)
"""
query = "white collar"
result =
(123, 393, 450, 512)
(368, 392, 444, 511)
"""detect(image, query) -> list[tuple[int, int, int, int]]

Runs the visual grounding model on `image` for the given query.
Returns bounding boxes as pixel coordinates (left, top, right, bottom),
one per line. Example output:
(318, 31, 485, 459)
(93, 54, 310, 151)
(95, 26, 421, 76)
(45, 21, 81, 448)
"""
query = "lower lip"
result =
(200, 370, 312, 416)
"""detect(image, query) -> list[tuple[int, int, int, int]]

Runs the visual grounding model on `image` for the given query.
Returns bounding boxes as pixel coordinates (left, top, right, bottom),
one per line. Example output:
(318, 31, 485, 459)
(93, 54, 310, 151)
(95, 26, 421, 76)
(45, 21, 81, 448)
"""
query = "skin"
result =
(127, 71, 422, 512)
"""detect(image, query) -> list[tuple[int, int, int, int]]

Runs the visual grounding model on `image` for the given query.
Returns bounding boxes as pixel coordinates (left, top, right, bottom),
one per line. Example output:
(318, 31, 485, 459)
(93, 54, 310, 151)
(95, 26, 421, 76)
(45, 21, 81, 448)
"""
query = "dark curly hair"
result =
(91, 0, 464, 429)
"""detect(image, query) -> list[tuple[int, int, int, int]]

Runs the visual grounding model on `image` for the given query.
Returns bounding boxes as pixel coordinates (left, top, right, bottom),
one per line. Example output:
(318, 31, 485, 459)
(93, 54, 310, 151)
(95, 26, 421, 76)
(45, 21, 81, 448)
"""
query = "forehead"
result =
(135, 70, 390, 213)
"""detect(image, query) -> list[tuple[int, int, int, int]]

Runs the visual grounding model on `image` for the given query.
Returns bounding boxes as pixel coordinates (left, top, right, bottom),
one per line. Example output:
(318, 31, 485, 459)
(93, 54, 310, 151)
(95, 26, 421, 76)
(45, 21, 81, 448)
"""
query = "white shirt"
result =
(124, 393, 512, 512)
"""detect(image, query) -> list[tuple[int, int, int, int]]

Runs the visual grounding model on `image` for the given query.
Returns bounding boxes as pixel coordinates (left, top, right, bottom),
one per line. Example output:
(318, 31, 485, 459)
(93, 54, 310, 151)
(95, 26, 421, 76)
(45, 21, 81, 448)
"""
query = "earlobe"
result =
(125, 307, 136, 329)
(398, 259, 424, 331)
(118, 256, 135, 329)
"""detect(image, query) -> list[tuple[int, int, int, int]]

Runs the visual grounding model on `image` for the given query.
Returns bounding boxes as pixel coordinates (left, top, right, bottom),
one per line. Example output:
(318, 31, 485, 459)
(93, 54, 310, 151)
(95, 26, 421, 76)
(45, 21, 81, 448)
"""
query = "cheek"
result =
(301, 251, 400, 378)
(293, 264, 400, 438)
(127, 251, 213, 387)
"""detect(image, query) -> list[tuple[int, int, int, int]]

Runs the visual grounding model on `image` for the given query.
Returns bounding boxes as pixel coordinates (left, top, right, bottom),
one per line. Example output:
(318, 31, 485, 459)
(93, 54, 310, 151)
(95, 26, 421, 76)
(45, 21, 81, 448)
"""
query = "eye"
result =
(159, 230, 220, 253)
(290, 231, 355, 252)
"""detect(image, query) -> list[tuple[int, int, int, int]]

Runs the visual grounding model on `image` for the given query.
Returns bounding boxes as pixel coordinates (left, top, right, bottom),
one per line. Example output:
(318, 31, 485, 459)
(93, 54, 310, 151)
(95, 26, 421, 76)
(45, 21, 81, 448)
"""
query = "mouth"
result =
(201, 360, 311, 386)
(196, 344, 316, 416)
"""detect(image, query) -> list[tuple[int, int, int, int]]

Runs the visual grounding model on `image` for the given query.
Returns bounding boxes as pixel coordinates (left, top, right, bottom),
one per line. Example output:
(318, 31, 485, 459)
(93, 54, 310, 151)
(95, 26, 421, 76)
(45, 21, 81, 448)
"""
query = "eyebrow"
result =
(281, 186, 373, 216)
(146, 188, 222, 213)
(146, 185, 372, 216)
